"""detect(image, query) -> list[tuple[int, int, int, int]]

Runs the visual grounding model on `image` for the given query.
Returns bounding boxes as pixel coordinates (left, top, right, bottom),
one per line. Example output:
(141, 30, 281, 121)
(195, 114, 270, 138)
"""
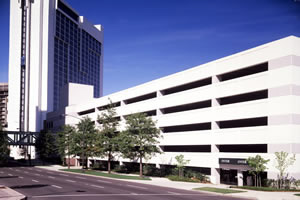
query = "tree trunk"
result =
(139, 156, 143, 177)
(108, 152, 111, 174)
(67, 143, 70, 169)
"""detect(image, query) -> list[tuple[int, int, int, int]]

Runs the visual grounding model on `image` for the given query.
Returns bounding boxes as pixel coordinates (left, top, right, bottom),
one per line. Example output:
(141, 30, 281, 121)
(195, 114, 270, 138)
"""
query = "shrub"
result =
(167, 175, 200, 182)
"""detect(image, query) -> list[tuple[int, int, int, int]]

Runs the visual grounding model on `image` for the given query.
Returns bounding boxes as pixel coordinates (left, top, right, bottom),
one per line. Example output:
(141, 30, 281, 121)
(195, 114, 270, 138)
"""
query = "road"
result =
(0, 166, 248, 200)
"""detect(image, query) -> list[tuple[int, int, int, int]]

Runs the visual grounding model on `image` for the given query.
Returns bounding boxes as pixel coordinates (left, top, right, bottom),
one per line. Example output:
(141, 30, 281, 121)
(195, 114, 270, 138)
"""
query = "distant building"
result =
(48, 36, 300, 186)
(0, 83, 8, 128)
(7, 0, 103, 133)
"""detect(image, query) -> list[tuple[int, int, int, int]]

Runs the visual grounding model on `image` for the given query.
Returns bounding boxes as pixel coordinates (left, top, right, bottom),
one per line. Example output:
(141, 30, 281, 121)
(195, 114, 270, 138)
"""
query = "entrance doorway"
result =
(220, 169, 237, 185)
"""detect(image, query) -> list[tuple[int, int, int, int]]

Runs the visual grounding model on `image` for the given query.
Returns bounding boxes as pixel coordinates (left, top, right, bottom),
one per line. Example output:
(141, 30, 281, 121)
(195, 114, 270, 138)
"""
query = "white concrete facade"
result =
(47, 36, 300, 185)
(8, 0, 103, 160)
(7, 0, 103, 134)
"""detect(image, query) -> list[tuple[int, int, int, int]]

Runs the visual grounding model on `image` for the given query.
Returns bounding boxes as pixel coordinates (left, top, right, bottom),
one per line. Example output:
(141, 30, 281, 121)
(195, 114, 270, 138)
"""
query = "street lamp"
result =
(61, 114, 86, 172)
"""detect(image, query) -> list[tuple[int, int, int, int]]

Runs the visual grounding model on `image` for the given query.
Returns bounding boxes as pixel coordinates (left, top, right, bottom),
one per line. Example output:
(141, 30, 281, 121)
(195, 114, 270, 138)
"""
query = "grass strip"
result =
(60, 169, 151, 180)
(294, 194, 300, 196)
(193, 187, 246, 194)
(230, 186, 300, 192)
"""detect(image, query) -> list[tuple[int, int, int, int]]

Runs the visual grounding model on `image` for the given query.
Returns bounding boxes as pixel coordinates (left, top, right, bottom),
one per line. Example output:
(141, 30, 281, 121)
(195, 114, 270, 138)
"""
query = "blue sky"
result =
(0, 0, 299, 95)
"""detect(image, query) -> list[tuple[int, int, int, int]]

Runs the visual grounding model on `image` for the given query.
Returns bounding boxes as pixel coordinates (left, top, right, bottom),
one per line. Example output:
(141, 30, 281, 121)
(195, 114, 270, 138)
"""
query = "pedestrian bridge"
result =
(1, 131, 38, 146)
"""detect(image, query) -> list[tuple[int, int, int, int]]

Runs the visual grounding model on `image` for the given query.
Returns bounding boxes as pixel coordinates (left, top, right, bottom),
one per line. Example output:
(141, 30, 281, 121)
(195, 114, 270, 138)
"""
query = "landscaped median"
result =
(193, 187, 246, 194)
(60, 169, 151, 180)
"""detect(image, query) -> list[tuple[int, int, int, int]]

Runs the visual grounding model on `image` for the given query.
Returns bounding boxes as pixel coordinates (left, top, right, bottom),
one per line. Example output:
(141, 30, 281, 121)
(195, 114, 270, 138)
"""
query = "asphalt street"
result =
(0, 166, 248, 200)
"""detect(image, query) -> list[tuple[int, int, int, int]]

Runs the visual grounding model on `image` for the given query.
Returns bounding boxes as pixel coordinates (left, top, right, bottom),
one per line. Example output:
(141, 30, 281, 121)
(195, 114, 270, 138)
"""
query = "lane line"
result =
(0, 171, 3, 173)
(126, 184, 147, 190)
(8, 168, 12, 170)
(168, 191, 180, 195)
(19, 177, 24, 179)
(8, 174, 13, 176)
(75, 176, 86, 179)
(47, 172, 54, 174)
(32, 180, 39, 183)
(24, 171, 29, 174)
(96, 180, 112, 184)
(91, 184, 104, 189)
(60, 174, 69, 177)
(51, 185, 62, 189)
(48, 176, 55, 179)
(15, 169, 20, 172)
(36, 170, 42, 172)
(34, 173, 41, 176)
(66, 179, 76, 183)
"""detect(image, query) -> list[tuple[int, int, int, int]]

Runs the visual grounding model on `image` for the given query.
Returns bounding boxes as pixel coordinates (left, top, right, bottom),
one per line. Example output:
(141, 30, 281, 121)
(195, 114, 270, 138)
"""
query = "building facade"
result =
(0, 83, 8, 128)
(48, 36, 300, 186)
(7, 0, 103, 133)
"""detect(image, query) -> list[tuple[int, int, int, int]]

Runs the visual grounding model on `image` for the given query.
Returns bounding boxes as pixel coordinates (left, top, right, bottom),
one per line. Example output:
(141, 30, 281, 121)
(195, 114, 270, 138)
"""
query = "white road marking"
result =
(51, 185, 62, 189)
(15, 169, 20, 172)
(48, 176, 55, 179)
(126, 184, 147, 190)
(24, 171, 29, 174)
(66, 179, 76, 183)
(96, 180, 112, 184)
(168, 191, 180, 195)
(34, 173, 41, 176)
(91, 184, 104, 189)
(47, 172, 54, 174)
(0, 171, 3, 173)
(19, 176, 24, 179)
(60, 174, 69, 177)
(8, 174, 13, 176)
(32, 180, 39, 183)
(75, 176, 86, 179)
(8, 168, 12, 170)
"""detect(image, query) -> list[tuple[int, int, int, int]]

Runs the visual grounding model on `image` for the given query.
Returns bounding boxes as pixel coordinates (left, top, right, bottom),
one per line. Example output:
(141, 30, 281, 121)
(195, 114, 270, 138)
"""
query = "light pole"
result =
(61, 114, 86, 172)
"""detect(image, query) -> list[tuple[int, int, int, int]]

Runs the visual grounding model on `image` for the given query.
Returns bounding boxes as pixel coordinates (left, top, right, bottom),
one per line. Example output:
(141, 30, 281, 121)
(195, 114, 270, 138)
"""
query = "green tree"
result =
(73, 117, 97, 170)
(175, 154, 190, 178)
(57, 125, 76, 169)
(120, 113, 161, 177)
(35, 130, 58, 164)
(275, 151, 296, 189)
(0, 125, 10, 165)
(247, 155, 269, 187)
(96, 101, 120, 174)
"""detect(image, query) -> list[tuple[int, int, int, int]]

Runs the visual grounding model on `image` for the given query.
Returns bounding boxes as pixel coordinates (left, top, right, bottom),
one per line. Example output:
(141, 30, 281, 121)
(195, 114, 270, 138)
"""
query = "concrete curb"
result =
(0, 185, 27, 200)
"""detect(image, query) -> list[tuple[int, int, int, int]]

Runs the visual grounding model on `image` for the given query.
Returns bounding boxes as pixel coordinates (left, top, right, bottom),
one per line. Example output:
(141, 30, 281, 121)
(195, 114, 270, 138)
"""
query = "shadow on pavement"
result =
(0, 176, 19, 179)
(10, 184, 49, 189)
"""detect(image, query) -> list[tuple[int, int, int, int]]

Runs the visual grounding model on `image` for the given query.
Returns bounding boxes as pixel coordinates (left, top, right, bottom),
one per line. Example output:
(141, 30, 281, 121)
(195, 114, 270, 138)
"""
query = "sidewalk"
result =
(36, 165, 300, 200)
(0, 185, 26, 200)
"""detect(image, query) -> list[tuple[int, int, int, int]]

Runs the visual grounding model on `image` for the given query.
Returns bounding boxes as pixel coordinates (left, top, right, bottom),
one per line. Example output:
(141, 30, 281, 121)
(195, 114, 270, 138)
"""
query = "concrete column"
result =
(237, 170, 244, 186)
(211, 168, 220, 184)
(211, 144, 219, 153)
(156, 163, 160, 169)
(212, 75, 220, 83)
